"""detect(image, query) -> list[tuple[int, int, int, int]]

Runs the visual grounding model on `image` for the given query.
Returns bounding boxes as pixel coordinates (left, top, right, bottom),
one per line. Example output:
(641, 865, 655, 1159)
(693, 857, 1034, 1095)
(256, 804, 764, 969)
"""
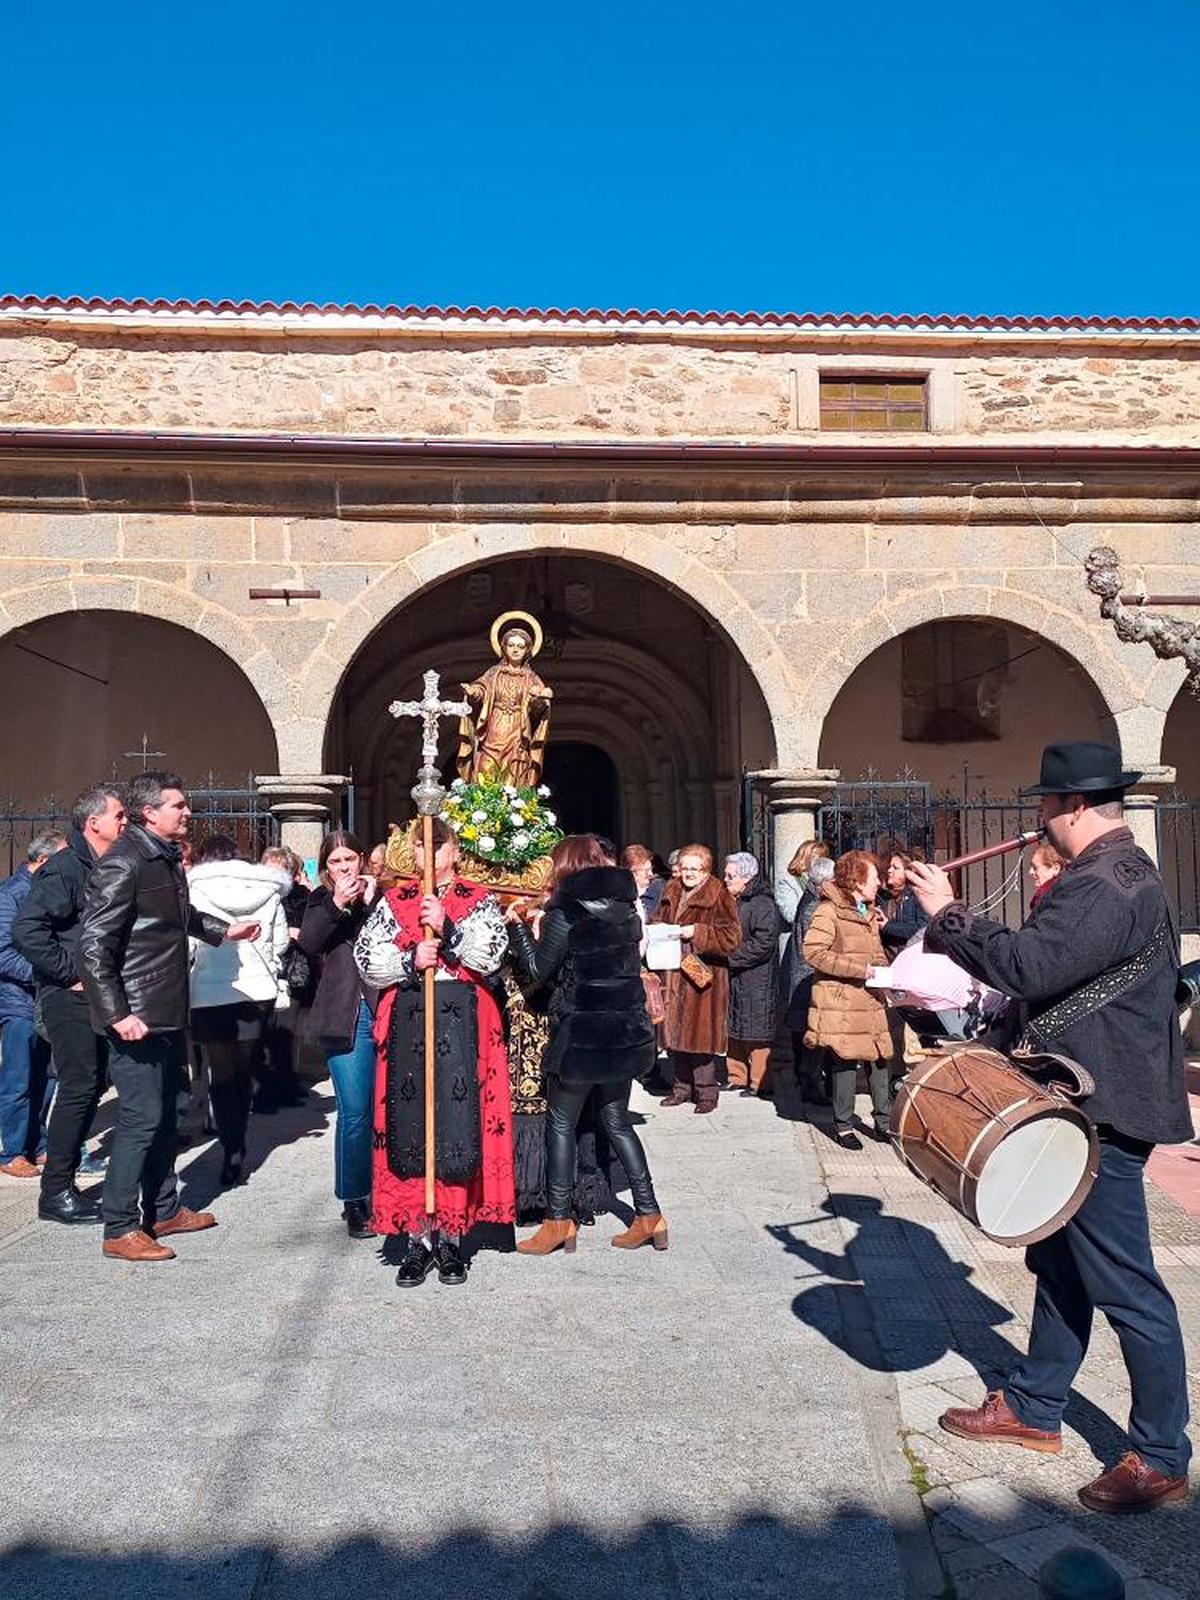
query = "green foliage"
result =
(440, 774, 561, 869)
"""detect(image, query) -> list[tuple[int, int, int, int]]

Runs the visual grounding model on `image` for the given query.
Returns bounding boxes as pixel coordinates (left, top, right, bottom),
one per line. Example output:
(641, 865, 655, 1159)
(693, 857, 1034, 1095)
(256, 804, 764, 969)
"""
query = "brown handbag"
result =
(640, 969, 666, 1024)
(680, 952, 713, 991)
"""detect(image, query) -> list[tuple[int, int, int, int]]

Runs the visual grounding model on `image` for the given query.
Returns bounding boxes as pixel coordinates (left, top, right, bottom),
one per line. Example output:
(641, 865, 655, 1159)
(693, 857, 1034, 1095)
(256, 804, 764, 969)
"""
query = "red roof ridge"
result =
(0, 293, 1198, 334)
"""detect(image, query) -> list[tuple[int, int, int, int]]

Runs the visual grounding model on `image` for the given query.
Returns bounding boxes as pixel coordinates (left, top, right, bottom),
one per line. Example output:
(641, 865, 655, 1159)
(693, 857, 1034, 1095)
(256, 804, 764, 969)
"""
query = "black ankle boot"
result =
(219, 1151, 246, 1187)
(342, 1199, 376, 1239)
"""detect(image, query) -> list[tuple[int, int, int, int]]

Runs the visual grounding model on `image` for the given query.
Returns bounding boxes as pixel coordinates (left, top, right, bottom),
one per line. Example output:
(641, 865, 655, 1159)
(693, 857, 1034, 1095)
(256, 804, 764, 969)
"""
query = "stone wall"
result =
(3, 314, 1200, 443)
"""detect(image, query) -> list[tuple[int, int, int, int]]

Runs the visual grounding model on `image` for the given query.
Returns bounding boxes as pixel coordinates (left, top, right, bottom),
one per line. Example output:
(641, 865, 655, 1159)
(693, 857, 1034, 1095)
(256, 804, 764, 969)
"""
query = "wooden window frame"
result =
(819, 373, 930, 432)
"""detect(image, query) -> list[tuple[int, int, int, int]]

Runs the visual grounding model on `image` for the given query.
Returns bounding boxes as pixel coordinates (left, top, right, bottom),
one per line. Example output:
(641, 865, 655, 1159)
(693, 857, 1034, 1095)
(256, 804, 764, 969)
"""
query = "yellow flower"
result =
(461, 825, 478, 841)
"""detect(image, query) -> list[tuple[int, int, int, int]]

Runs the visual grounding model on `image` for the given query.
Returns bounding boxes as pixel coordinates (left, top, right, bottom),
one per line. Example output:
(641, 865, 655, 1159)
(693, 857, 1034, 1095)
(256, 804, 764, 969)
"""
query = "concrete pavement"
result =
(0, 1078, 913, 1600)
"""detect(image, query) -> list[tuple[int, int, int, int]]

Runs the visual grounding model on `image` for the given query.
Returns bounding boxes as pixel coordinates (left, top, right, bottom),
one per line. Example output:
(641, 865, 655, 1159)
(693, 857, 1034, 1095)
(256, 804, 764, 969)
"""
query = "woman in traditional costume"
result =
(353, 821, 515, 1288)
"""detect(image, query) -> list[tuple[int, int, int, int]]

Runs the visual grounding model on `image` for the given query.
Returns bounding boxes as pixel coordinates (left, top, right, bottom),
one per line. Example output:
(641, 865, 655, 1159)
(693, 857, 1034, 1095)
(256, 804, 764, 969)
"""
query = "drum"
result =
(890, 1046, 1100, 1246)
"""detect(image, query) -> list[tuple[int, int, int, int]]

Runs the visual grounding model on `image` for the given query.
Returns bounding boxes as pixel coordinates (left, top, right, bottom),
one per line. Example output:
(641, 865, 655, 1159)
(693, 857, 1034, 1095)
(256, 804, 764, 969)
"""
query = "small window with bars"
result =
(819, 375, 928, 432)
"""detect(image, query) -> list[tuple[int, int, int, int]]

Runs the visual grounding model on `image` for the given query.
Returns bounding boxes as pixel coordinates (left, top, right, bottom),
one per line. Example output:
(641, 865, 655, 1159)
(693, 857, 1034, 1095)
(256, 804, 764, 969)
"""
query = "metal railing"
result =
(1, 774, 279, 874)
(1157, 799, 1200, 935)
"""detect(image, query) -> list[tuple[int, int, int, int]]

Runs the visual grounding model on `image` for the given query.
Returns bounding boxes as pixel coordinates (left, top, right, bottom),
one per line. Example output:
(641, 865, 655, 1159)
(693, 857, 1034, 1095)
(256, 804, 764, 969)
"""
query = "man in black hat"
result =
(908, 741, 1192, 1515)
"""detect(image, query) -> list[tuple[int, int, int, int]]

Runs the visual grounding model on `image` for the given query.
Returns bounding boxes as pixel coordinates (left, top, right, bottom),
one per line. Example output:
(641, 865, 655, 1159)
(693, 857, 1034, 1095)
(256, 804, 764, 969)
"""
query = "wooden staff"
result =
(940, 829, 1043, 872)
(388, 670, 471, 1223)
(421, 810, 437, 1216)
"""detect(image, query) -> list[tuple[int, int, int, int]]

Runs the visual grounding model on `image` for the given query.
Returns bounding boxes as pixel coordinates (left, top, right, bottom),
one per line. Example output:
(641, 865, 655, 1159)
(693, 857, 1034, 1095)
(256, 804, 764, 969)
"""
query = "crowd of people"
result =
(0, 740, 1192, 1514)
(0, 769, 963, 1269)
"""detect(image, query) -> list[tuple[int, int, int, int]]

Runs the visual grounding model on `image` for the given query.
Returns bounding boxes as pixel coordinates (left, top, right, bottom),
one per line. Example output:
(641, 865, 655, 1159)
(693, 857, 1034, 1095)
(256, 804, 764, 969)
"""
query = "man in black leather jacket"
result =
(12, 785, 127, 1223)
(78, 771, 260, 1263)
(909, 742, 1192, 1516)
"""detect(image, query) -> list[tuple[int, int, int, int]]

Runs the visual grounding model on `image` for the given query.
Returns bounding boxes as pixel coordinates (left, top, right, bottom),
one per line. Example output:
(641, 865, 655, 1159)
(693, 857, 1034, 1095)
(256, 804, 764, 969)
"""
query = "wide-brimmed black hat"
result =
(1018, 741, 1142, 797)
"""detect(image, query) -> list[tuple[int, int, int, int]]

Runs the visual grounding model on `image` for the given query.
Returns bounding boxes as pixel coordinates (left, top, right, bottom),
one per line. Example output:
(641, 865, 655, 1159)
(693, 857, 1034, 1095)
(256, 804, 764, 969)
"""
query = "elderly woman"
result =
(783, 854, 836, 1105)
(802, 849, 895, 1150)
(1028, 840, 1065, 910)
(723, 852, 784, 1097)
(652, 844, 741, 1114)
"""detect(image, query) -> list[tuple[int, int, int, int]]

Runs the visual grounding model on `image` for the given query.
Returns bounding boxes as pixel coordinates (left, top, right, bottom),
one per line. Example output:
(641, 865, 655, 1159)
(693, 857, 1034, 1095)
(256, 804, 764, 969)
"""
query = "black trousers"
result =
(39, 987, 109, 1199)
(547, 1078, 659, 1220)
(1006, 1132, 1191, 1479)
(102, 1030, 188, 1239)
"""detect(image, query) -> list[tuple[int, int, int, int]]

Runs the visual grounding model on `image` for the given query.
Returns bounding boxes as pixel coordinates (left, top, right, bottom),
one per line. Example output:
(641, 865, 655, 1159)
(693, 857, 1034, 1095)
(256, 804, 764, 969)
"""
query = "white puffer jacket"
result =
(188, 860, 291, 1010)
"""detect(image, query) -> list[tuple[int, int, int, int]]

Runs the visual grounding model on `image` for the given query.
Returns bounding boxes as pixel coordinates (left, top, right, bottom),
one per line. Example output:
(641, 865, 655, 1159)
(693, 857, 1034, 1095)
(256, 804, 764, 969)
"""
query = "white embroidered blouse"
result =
(353, 886, 509, 988)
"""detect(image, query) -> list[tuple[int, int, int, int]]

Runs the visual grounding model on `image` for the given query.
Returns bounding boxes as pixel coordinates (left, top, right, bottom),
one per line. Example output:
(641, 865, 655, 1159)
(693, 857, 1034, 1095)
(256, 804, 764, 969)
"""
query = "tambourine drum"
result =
(890, 1046, 1100, 1246)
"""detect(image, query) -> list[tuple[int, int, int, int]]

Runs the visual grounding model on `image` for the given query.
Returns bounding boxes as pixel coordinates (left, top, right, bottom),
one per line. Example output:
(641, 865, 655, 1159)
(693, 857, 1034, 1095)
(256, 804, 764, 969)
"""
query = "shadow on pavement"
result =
(176, 1090, 336, 1213)
(767, 1196, 1131, 1469)
(0, 1513, 908, 1600)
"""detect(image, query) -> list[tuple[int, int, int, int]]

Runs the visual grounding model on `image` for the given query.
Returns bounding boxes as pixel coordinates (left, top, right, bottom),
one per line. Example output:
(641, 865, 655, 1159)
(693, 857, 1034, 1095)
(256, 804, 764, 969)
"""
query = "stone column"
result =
(255, 774, 349, 864)
(1122, 764, 1175, 867)
(749, 768, 841, 880)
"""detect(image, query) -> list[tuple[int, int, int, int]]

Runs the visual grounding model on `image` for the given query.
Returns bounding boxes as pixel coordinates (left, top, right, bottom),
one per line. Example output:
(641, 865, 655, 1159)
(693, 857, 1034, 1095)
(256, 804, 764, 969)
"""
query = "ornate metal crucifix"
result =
(388, 668, 472, 1219)
(389, 669, 471, 816)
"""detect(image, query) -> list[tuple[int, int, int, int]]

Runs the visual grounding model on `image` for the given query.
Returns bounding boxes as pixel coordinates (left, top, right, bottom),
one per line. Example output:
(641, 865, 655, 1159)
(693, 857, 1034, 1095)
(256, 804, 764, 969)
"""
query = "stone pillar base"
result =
(747, 768, 841, 880)
(256, 774, 349, 864)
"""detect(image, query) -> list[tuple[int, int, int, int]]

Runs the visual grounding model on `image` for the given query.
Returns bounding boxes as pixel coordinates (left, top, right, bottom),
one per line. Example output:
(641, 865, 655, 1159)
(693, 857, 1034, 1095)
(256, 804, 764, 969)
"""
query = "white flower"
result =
(509, 812, 524, 827)
(503, 783, 517, 797)
(478, 835, 496, 854)
(537, 785, 551, 797)
(451, 778, 465, 791)
(471, 809, 487, 823)
(544, 811, 556, 826)
(448, 818, 462, 831)
(512, 831, 530, 850)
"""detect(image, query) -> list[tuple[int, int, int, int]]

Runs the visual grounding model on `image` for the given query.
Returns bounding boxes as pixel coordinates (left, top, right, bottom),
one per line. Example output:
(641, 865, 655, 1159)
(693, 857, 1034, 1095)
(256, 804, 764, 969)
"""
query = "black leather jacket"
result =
(12, 826, 98, 991)
(79, 825, 224, 1033)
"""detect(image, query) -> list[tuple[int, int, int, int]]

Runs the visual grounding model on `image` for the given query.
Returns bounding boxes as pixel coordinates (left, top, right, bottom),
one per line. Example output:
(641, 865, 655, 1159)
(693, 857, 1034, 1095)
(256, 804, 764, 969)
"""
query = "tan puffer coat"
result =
(802, 881, 893, 1062)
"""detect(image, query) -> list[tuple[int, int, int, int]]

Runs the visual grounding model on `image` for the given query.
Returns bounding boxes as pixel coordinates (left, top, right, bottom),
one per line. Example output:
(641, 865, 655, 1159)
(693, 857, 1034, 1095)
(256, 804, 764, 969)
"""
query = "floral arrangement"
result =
(439, 775, 561, 870)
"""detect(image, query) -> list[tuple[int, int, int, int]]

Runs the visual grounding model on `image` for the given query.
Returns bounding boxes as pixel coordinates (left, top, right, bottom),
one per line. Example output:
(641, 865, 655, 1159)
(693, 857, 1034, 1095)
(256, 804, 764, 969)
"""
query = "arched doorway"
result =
(0, 610, 279, 811)
(542, 742, 620, 842)
(818, 615, 1115, 794)
(324, 553, 777, 854)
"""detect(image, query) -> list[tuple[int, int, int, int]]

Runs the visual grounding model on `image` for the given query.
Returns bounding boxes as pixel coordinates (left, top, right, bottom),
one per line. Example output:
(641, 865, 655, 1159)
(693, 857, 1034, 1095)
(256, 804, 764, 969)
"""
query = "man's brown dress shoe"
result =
(660, 1085, 692, 1107)
(0, 1155, 40, 1178)
(1077, 1451, 1188, 1514)
(939, 1390, 1062, 1453)
(103, 1229, 176, 1262)
(151, 1206, 217, 1238)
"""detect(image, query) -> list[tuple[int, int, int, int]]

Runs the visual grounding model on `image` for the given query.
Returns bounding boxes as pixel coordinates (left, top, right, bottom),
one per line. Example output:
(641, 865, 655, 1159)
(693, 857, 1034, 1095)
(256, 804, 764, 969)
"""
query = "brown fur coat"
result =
(802, 882, 893, 1062)
(653, 873, 742, 1056)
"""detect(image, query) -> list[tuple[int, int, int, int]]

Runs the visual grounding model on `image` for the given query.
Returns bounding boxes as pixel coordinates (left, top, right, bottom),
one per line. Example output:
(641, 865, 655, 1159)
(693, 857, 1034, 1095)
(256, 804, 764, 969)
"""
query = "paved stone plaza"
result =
(1, 1075, 1196, 1600)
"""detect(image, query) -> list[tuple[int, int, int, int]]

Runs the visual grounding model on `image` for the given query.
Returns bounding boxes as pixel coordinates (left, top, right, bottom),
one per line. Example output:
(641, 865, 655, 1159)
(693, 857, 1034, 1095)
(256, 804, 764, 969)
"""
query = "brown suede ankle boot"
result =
(611, 1214, 669, 1251)
(660, 1085, 691, 1107)
(516, 1218, 578, 1256)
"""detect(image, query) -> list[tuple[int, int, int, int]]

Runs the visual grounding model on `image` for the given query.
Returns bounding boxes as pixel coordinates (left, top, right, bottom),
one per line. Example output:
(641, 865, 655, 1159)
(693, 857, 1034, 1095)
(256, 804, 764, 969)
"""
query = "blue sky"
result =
(3, 1, 1197, 317)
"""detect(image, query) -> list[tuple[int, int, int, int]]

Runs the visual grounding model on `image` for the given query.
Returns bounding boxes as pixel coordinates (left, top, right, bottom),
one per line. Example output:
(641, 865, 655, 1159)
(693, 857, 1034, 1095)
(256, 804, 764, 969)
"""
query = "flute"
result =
(940, 829, 1043, 872)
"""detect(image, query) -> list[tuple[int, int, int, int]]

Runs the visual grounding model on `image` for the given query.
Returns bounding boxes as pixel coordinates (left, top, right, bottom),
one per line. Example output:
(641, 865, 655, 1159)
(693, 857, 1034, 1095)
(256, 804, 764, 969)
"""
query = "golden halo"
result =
(489, 610, 543, 659)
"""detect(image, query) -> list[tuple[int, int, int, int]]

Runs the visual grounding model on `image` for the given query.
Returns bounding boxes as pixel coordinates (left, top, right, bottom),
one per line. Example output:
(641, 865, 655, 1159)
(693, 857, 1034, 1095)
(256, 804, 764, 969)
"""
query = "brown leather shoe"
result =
(0, 1155, 40, 1178)
(1078, 1451, 1189, 1515)
(693, 1098, 717, 1115)
(660, 1085, 692, 1107)
(516, 1218, 578, 1256)
(939, 1390, 1062, 1454)
(103, 1229, 176, 1262)
(151, 1206, 217, 1239)
(611, 1213, 669, 1251)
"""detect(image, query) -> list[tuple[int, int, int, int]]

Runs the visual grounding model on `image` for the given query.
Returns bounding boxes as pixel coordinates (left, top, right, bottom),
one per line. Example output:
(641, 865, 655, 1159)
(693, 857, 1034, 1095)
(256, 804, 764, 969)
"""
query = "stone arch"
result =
(799, 582, 1132, 769)
(0, 575, 295, 733)
(303, 526, 797, 772)
(1161, 675, 1200, 798)
(0, 601, 280, 810)
(322, 547, 778, 852)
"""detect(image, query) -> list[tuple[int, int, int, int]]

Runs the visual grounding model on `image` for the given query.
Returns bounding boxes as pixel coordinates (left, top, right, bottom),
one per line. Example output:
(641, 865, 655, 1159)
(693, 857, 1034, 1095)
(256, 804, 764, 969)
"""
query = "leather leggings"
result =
(547, 1078, 659, 1220)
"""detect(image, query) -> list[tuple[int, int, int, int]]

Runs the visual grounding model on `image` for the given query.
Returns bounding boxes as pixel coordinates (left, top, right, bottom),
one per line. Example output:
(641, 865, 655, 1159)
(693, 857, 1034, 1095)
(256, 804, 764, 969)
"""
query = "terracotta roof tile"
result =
(0, 293, 1197, 333)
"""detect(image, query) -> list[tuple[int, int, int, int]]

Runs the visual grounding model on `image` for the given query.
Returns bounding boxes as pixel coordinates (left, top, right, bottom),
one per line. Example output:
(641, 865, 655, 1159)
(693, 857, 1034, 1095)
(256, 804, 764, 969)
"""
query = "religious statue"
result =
(456, 610, 554, 790)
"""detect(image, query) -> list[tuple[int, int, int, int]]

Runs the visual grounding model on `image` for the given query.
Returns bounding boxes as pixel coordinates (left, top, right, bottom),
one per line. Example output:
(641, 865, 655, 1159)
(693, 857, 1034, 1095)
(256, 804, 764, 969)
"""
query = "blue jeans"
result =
(322, 1000, 375, 1203)
(1006, 1132, 1192, 1479)
(0, 1016, 54, 1161)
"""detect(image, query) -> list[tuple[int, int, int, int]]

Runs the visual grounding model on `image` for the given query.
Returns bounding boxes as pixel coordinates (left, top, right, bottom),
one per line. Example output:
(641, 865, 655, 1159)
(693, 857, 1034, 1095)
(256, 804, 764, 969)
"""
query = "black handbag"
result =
(280, 941, 316, 1003)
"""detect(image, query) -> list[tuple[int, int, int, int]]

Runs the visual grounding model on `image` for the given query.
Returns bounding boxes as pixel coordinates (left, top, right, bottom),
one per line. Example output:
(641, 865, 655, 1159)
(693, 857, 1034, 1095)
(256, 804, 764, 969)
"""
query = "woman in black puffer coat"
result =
(506, 833, 667, 1257)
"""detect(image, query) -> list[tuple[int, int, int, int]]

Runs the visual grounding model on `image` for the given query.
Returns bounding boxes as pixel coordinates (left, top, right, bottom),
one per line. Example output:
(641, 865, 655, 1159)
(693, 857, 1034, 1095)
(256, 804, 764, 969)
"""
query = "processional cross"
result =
(388, 670, 472, 1216)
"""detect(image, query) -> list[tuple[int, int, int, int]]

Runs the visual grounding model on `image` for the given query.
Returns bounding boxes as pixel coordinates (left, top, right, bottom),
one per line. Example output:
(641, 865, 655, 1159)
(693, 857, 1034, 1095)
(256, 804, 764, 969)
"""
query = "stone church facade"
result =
(1, 296, 1198, 878)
